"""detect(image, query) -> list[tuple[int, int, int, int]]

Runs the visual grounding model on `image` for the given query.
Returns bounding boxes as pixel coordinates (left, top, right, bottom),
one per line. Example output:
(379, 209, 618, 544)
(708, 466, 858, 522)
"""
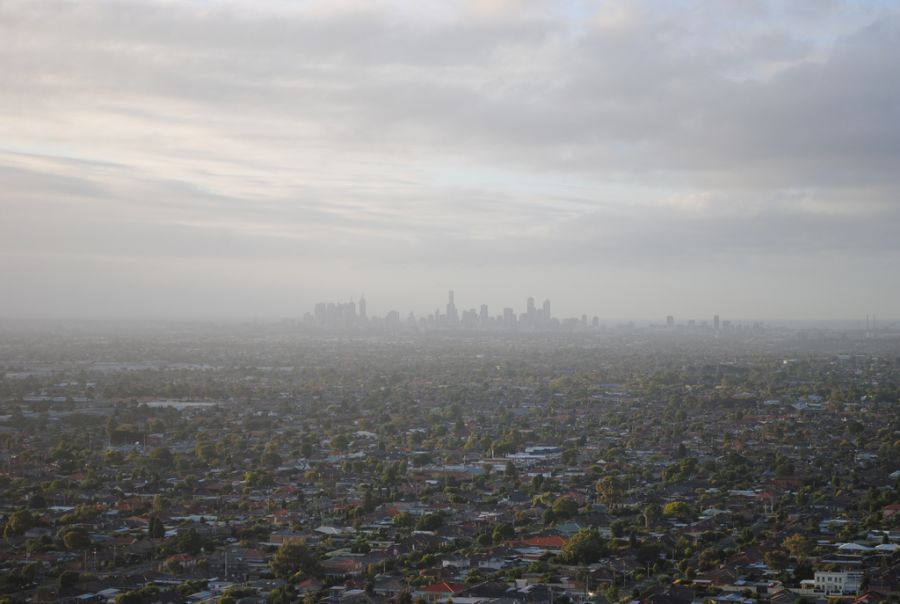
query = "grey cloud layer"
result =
(1, 0, 898, 317)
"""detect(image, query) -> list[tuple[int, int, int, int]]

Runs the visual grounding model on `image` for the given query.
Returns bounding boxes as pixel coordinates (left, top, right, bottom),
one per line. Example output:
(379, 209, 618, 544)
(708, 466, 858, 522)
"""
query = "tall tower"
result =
(713, 314, 720, 331)
(359, 295, 367, 321)
(542, 299, 551, 322)
(446, 290, 459, 325)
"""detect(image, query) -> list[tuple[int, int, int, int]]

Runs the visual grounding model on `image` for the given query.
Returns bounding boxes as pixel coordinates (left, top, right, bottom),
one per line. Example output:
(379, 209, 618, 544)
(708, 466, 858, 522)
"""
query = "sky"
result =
(1, 0, 899, 322)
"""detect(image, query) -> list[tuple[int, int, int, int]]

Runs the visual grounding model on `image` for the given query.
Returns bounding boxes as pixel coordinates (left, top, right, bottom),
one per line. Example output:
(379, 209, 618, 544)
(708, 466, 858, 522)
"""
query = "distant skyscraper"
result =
(446, 290, 459, 325)
(524, 296, 537, 328)
(359, 295, 367, 320)
(314, 303, 327, 324)
(542, 299, 551, 321)
(666, 315, 674, 328)
(503, 307, 516, 329)
(714, 314, 720, 331)
(479, 304, 489, 328)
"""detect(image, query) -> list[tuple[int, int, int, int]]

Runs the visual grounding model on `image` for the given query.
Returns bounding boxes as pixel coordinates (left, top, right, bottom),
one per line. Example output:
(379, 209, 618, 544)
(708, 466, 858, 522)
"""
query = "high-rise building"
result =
(524, 297, 537, 328)
(666, 315, 674, 328)
(713, 314, 720, 331)
(503, 307, 516, 329)
(542, 299, 551, 322)
(359, 295, 367, 321)
(446, 290, 459, 326)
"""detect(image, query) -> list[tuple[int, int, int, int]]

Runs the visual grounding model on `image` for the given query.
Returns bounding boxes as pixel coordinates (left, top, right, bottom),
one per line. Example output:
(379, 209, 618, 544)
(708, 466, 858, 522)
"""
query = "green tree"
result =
(62, 528, 91, 550)
(783, 534, 815, 561)
(595, 476, 620, 504)
(662, 501, 694, 521)
(552, 496, 579, 519)
(175, 580, 208, 596)
(58, 571, 80, 592)
(115, 586, 159, 604)
(269, 541, 320, 579)
(223, 587, 258, 601)
(393, 512, 415, 528)
(149, 447, 174, 469)
(560, 529, 607, 564)
(636, 542, 663, 563)
(28, 492, 47, 509)
(195, 440, 217, 463)
(697, 547, 723, 570)
(0, 564, 37, 594)
(492, 522, 515, 543)
(642, 503, 662, 528)
(148, 516, 165, 539)
(177, 528, 203, 555)
(505, 461, 518, 481)
(244, 470, 274, 488)
(764, 549, 790, 572)
(261, 447, 283, 468)
(3, 509, 36, 537)
(415, 513, 445, 531)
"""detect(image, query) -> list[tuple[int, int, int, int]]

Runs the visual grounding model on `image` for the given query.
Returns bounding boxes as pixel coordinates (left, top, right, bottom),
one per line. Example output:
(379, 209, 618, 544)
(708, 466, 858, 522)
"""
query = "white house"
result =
(799, 571, 863, 596)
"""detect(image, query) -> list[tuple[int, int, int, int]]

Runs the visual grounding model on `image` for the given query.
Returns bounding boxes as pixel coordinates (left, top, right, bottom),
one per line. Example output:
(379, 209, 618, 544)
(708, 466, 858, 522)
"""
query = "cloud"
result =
(1, 0, 898, 318)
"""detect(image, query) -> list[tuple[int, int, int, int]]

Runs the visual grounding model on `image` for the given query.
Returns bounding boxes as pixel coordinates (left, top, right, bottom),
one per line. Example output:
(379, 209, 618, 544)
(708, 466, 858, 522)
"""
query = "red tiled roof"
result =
(523, 535, 567, 548)
(422, 581, 466, 594)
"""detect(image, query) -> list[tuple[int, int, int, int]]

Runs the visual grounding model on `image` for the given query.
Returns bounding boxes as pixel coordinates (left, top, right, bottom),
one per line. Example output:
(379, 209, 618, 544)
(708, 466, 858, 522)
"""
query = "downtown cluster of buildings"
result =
(308, 292, 599, 333)
(306, 293, 765, 336)
(304, 290, 564, 331)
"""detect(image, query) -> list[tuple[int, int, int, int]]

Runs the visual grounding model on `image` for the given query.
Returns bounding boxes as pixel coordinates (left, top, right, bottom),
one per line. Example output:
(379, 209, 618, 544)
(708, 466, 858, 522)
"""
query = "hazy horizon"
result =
(0, 307, 895, 329)
(3, 0, 899, 321)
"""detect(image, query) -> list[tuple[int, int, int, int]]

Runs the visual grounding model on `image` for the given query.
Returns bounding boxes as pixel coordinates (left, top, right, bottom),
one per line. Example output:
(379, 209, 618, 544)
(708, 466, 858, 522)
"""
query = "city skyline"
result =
(303, 290, 867, 331)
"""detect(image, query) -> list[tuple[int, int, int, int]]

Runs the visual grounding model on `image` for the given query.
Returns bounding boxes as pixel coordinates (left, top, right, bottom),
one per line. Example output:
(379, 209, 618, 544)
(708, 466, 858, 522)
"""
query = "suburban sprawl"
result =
(1, 323, 899, 604)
